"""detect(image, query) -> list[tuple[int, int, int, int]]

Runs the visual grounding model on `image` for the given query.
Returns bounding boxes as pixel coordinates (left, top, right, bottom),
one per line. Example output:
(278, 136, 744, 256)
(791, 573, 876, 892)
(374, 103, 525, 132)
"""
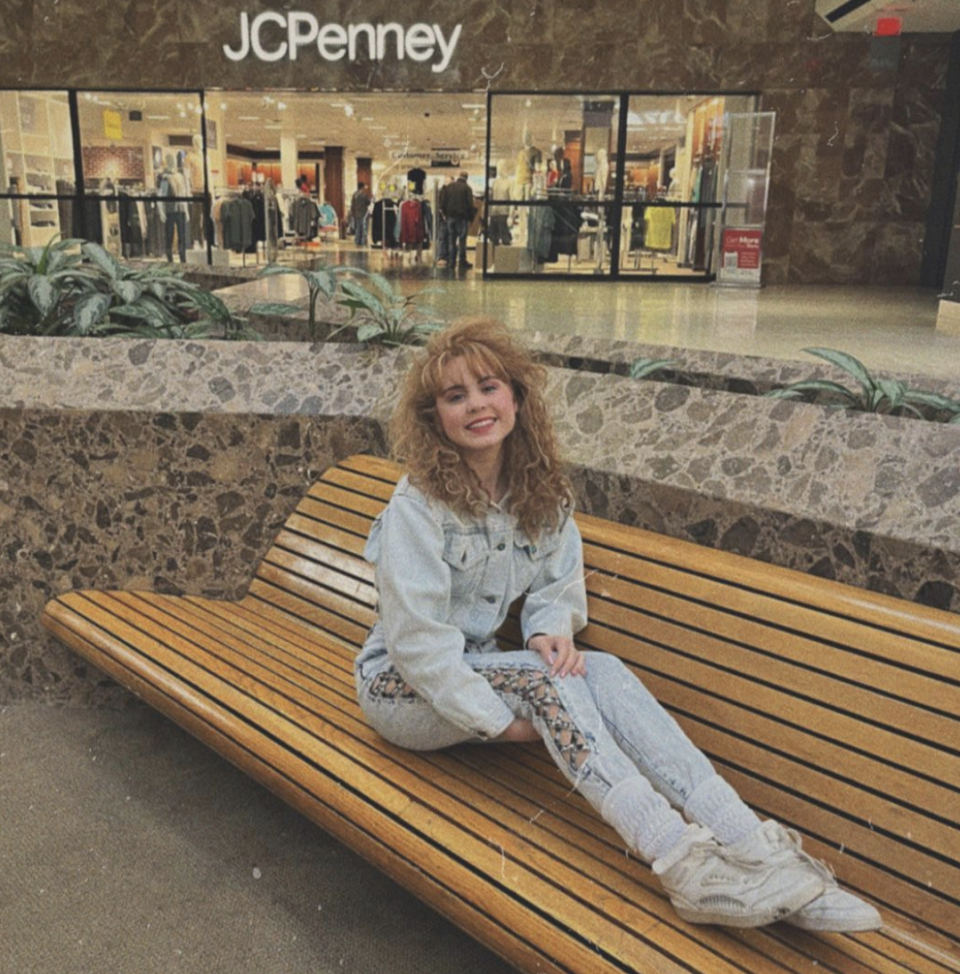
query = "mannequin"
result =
(158, 152, 189, 263)
(489, 160, 513, 246)
(515, 125, 541, 201)
(595, 147, 608, 199)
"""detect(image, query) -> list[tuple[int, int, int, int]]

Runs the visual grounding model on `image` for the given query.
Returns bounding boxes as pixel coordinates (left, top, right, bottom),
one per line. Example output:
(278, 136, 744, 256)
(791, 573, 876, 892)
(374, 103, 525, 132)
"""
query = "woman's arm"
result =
(372, 490, 516, 741)
(520, 512, 588, 649)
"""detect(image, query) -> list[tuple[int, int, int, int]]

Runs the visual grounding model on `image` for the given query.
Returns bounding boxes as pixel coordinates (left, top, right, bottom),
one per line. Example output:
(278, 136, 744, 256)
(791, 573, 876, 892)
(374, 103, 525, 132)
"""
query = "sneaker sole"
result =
(786, 914, 883, 932)
(673, 875, 824, 929)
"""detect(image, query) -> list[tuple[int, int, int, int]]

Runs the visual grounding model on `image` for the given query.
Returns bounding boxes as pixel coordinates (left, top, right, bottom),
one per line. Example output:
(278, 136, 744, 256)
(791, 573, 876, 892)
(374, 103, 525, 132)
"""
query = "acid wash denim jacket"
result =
(355, 476, 588, 741)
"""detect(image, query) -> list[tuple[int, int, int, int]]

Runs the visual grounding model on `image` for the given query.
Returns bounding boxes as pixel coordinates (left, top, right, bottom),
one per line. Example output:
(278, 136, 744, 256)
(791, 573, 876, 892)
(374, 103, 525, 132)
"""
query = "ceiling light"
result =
(146, 114, 171, 120)
(238, 115, 260, 121)
(461, 103, 484, 109)
(264, 124, 282, 129)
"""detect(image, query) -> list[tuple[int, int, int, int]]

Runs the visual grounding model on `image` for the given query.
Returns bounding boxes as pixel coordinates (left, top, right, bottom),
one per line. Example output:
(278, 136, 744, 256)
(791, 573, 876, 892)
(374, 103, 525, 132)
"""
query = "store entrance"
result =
(208, 90, 487, 267)
(485, 92, 758, 280)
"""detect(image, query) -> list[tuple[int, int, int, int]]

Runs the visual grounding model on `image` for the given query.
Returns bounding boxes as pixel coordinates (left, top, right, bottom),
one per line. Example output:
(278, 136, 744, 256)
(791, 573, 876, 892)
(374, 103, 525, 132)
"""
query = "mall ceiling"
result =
(817, 0, 960, 33)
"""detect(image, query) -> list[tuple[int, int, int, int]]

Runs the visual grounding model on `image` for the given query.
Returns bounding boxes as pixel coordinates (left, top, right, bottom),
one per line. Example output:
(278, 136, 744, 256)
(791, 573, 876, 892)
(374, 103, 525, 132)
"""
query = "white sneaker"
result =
(653, 825, 825, 928)
(727, 821, 882, 932)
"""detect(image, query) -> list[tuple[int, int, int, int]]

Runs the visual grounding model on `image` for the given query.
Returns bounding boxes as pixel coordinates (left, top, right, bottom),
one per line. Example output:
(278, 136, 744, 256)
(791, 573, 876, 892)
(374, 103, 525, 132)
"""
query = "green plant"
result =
(0, 237, 261, 341)
(253, 262, 352, 340)
(768, 347, 960, 423)
(253, 263, 443, 346)
(336, 271, 444, 346)
(629, 357, 680, 380)
(0, 236, 103, 335)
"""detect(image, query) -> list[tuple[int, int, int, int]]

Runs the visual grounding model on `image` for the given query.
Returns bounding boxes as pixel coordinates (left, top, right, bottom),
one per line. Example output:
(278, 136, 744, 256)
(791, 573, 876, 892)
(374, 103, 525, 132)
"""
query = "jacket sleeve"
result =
(368, 490, 516, 741)
(520, 511, 588, 644)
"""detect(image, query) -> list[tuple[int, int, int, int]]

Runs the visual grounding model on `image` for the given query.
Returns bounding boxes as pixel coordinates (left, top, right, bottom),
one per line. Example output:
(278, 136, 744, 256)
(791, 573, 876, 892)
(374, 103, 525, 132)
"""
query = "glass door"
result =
(714, 111, 775, 287)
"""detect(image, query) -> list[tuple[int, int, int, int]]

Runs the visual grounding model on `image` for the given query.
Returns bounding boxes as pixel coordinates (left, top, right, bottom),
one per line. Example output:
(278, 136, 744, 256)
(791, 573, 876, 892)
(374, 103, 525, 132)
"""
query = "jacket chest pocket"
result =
(442, 534, 488, 598)
(514, 532, 562, 592)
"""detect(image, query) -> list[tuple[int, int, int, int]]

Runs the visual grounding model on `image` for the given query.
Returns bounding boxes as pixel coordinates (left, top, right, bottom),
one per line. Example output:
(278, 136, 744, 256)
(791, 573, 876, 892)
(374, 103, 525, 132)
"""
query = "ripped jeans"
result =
(355, 650, 750, 861)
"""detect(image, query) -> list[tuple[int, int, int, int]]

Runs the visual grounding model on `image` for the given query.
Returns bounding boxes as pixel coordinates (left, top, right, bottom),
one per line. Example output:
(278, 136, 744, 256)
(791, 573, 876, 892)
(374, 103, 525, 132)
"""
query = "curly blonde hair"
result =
(391, 316, 573, 538)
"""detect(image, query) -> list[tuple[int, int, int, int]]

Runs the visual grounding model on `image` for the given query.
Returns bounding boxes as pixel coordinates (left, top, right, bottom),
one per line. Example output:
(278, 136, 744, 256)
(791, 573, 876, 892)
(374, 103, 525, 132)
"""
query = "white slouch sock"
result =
(601, 776, 689, 863)
(683, 774, 761, 845)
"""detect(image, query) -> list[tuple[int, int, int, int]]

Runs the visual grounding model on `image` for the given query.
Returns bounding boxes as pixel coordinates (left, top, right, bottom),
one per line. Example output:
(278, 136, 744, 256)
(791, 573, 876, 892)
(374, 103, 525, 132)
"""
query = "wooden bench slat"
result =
(643, 671, 960, 862)
(251, 564, 378, 630)
(579, 518, 960, 654)
(51, 594, 746, 974)
(320, 466, 398, 502)
(260, 547, 376, 607)
(40, 607, 601, 974)
(291, 498, 375, 538)
(303, 481, 388, 518)
(582, 571, 958, 721)
(243, 579, 371, 647)
(40, 455, 960, 971)
(578, 614, 958, 789)
(146, 590, 960, 952)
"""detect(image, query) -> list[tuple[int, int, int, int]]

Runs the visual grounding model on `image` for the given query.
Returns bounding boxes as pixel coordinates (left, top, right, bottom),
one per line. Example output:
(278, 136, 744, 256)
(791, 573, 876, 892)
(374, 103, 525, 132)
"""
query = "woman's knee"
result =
(583, 651, 631, 685)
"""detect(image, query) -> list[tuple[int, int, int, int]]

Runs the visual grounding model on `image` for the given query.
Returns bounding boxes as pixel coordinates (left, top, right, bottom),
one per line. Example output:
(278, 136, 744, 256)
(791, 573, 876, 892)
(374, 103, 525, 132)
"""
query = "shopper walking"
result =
(442, 171, 474, 270)
(350, 182, 371, 247)
(354, 317, 882, 932)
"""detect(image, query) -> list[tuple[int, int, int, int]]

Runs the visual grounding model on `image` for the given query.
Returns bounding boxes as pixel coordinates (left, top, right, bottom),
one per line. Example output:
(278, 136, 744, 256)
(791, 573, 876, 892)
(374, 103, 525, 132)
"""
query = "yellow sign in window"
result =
(103, 109, 122, 140)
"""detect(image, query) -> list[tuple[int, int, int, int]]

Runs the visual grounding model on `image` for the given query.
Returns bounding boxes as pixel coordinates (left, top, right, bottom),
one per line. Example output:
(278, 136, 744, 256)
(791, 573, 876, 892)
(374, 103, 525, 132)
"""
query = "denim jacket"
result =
(356, 476, 588, 740)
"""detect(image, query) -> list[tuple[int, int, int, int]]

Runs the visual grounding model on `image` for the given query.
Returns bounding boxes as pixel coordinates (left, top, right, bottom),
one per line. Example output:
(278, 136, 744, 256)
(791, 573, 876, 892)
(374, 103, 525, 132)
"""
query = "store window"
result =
(485, 91, 758, 280)
(75, 91, 207, 262)
(0, 90, 76, 249)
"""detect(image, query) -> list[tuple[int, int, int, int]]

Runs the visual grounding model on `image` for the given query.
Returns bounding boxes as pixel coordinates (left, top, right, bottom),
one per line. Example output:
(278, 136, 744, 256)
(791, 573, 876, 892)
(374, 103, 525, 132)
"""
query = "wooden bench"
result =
(42, 454, 960, 974)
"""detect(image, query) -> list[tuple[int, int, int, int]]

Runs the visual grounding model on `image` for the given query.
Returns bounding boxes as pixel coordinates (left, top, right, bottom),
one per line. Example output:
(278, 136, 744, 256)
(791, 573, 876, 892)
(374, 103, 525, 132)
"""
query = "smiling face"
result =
(435, 356, 519, 466)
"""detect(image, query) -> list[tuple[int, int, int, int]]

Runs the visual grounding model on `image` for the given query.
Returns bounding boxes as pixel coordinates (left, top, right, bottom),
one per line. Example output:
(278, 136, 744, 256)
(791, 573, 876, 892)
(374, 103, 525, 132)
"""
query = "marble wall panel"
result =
(0, 406, 384, 705)
(3, 333, 960, 705)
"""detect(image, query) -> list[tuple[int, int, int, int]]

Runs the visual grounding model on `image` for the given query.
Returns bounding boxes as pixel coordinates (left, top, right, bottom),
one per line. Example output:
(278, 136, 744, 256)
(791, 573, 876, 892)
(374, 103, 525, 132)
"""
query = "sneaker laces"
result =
(770, 825, 837, 887)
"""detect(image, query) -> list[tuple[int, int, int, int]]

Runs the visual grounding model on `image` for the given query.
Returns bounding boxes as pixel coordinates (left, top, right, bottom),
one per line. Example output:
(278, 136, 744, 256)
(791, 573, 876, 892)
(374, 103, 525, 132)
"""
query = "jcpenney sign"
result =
(224, 13, 462, 73)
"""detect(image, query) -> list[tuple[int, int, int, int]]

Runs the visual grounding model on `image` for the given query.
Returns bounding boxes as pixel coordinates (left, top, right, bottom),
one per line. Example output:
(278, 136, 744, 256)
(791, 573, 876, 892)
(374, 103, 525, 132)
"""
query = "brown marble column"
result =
(324, 147, 345, 235)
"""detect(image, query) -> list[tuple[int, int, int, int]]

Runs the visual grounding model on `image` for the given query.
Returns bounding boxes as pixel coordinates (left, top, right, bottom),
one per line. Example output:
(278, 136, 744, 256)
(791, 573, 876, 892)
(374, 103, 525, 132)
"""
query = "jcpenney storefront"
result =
(0, 2, 955, 287)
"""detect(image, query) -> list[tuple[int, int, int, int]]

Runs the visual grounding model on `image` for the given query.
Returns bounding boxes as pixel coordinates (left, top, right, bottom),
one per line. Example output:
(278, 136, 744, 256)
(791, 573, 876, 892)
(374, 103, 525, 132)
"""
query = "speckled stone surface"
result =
(2, 333, 959, 704)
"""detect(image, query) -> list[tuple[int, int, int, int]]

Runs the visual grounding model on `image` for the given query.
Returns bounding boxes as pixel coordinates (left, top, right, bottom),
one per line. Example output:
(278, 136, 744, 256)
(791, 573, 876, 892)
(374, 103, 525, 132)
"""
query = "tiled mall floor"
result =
(229, 245, 955, 380)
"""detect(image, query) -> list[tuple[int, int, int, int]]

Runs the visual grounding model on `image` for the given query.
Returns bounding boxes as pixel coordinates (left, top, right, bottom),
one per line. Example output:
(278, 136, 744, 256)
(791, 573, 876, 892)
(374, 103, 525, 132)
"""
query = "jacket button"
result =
(496, 542, 506, 551)
(484, 595, 496, 603)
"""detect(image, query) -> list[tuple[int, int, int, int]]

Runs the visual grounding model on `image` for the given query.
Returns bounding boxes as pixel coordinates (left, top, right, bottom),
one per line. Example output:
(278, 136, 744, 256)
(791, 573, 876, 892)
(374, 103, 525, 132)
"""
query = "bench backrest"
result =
(245, 455, 960, 950)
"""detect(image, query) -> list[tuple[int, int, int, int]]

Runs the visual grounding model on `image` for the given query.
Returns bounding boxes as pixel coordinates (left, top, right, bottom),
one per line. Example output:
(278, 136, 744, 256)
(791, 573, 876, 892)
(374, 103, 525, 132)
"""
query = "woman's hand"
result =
(496, 718, 540, 742)
(527, 634, 586, 678)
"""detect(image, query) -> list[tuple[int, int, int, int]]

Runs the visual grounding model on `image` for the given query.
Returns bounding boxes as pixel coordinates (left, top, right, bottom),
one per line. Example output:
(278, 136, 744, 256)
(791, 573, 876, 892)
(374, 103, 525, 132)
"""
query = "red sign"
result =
(722, 229, 762, 269)
(875, 16, 902, 37)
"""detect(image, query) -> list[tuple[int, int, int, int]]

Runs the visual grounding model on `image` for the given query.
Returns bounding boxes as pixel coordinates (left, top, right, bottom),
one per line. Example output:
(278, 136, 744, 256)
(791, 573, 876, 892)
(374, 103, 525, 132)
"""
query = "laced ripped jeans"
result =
(355, 649, 741, 861)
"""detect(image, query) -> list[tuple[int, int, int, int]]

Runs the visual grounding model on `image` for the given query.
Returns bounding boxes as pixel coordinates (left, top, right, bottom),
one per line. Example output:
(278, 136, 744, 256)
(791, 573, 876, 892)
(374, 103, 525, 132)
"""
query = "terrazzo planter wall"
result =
(0, 0, 952, 286)
(2, 335, 959, 704)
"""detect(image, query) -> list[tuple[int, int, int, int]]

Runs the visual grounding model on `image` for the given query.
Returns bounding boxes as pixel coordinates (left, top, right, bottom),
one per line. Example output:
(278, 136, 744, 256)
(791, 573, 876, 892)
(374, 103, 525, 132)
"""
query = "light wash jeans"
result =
(356, 649, 750, 860)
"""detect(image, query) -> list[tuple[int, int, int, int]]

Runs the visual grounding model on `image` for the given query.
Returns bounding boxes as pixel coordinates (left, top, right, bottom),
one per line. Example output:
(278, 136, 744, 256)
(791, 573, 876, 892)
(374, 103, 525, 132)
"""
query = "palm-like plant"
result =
(251, 262, 350, 340)
(336, 271, 444, 346)
(768, 348, 960, 424)
(629, 357, 680, 380)
(252, 262, 443, 346)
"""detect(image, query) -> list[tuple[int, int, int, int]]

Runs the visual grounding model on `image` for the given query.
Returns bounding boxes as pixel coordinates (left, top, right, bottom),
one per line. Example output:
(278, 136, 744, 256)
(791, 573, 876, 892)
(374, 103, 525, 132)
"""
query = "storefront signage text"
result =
(224, 13, 462, 73)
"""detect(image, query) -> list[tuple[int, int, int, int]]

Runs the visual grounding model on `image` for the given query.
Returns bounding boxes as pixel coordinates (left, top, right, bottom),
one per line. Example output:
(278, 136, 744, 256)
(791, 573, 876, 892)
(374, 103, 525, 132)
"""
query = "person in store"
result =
(350, 181, 372, 247)
(546, 158, 560, 188)
(558, 158, 573, 190)
(436, 174, 456, 266)
(353, 316, 882, 934)
(442, 171, 475, 270)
